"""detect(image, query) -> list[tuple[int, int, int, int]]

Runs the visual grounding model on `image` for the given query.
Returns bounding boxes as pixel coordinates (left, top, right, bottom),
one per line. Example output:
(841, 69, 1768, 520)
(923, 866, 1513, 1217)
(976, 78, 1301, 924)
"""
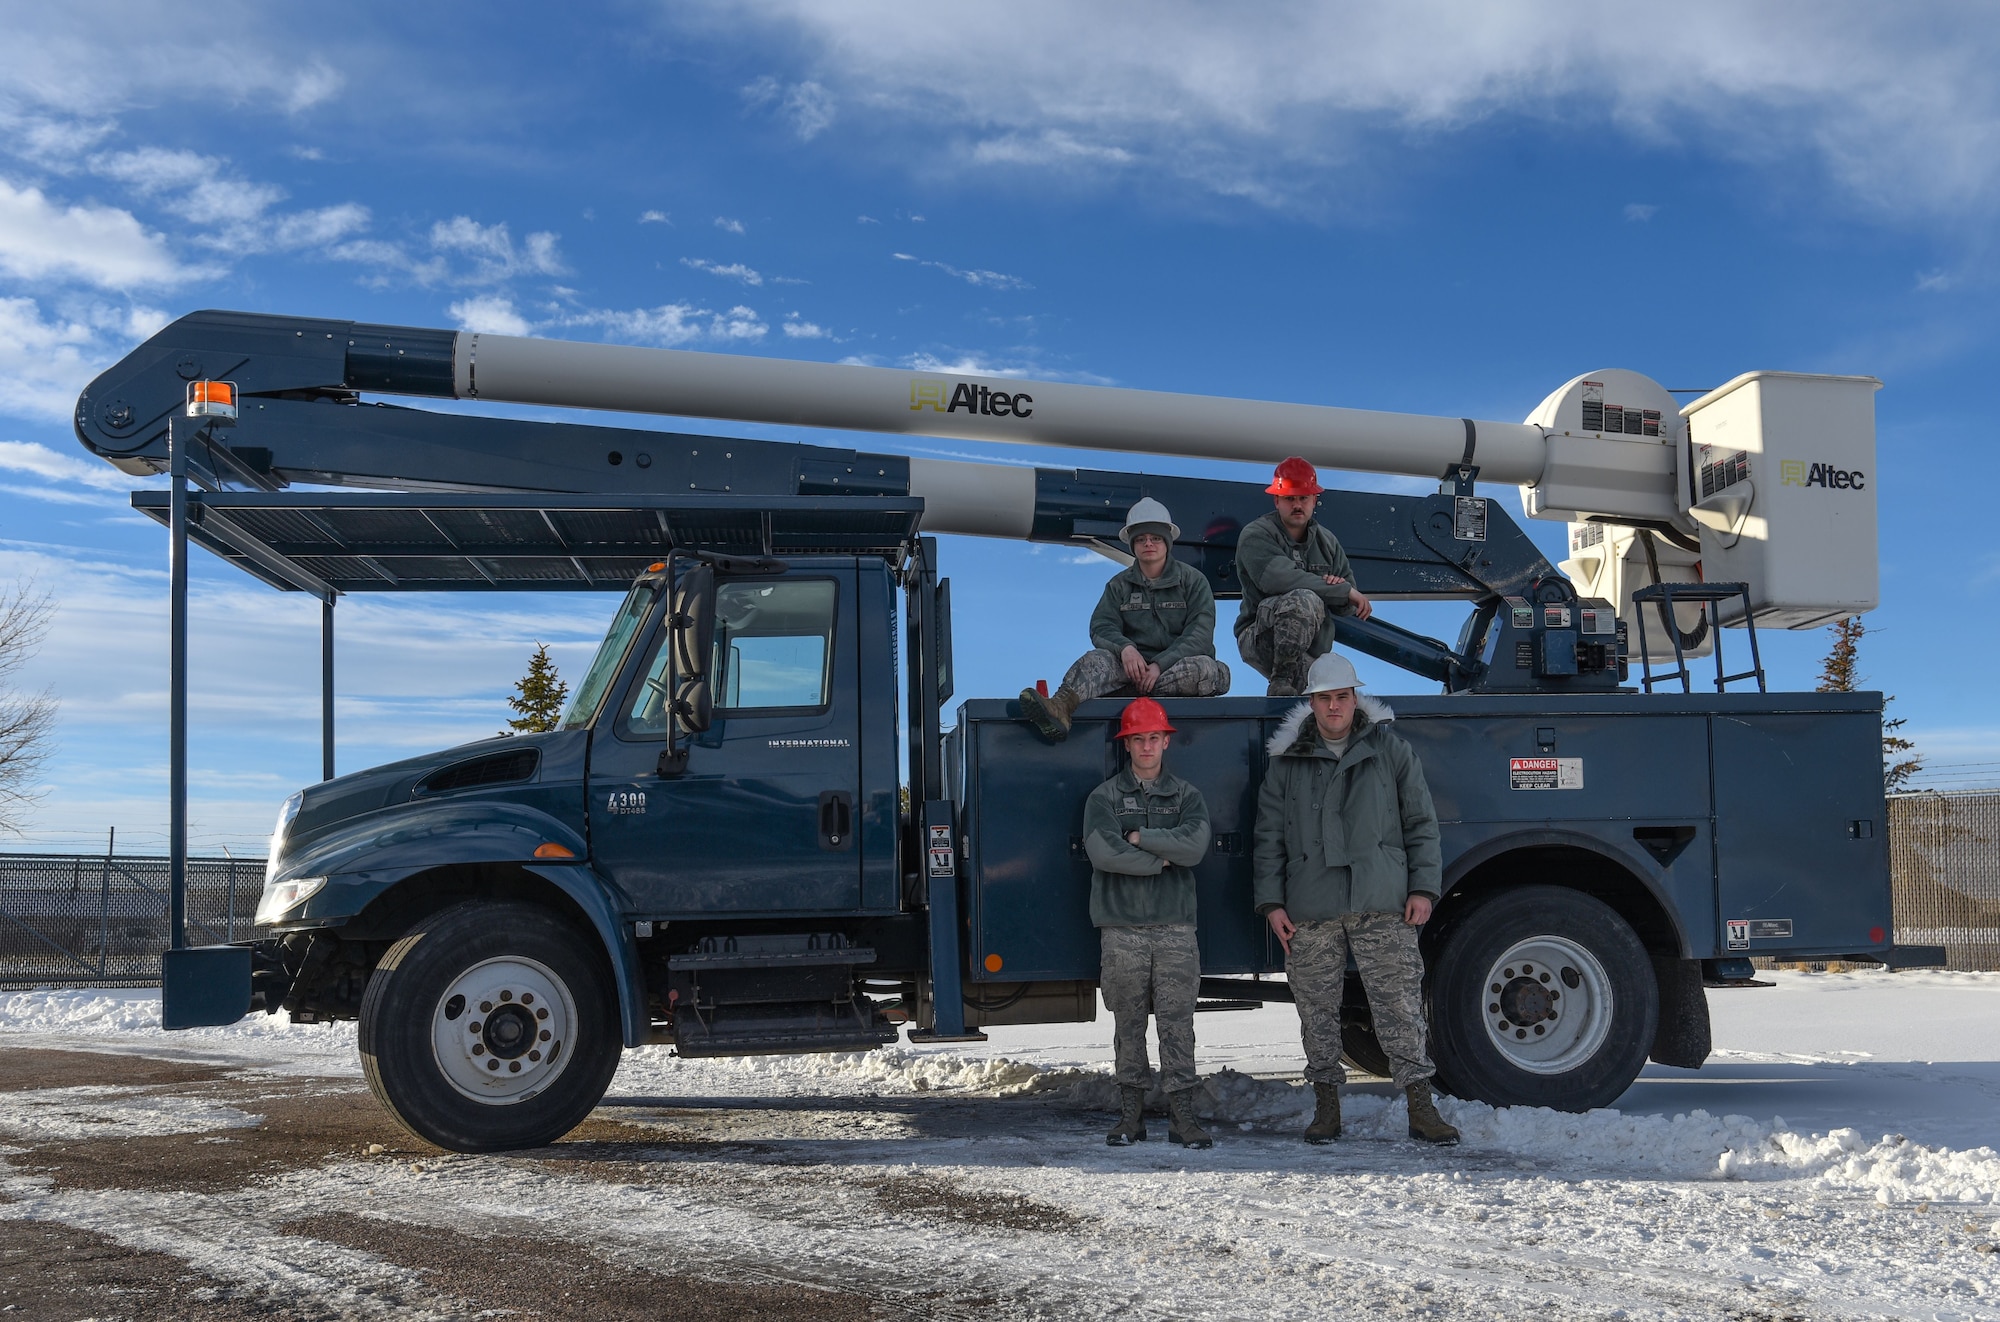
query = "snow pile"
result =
(0, 1085, 261, 1140)
(1740, 1128, 2000, 1204)
(0, 988, 357, 1072)
(612, 1043, 1100, 1099)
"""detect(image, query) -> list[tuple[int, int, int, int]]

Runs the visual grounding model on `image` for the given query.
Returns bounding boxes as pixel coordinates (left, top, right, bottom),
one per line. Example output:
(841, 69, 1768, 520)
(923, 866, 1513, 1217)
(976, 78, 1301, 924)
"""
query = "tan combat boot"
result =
(1303, 1082, 1342, 1144)
(1106, 1085, 1147, 1147)
(1405, 1081, 1460, 1146)
(1166, 1089, 1213, 1149)
(1018, 685, 1081, 742)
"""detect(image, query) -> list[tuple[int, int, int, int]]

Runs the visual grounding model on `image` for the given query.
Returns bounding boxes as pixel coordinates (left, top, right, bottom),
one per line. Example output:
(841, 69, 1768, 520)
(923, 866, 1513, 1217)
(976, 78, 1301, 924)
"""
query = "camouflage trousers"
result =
(1099, 923, 1200, 1094)
(1235, 589, 1328, 694)
(1059, 648, 1232, 701)
(1288, 912, 1434, 1089)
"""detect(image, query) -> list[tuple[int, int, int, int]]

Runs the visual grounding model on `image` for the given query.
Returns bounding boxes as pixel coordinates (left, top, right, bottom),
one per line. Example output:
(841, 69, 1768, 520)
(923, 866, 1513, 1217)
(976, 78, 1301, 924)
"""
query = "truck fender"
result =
(521, 862, 649, 1049)
(1440, 826, 1693, 958)
(274, 799, 590, 883)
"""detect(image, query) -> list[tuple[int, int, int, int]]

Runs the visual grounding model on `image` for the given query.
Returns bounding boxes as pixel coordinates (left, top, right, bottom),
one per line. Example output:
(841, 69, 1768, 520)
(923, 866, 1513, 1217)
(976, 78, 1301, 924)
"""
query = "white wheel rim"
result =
(1478, 935, 1614, 1076)
(430, 955, 578, 1105)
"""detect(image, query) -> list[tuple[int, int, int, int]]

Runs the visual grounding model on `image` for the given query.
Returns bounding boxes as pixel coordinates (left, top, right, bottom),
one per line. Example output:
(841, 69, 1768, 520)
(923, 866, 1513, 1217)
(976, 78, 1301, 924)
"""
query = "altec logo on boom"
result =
(1780, 460, 1867, 490)
(910, 379, 1035, 418)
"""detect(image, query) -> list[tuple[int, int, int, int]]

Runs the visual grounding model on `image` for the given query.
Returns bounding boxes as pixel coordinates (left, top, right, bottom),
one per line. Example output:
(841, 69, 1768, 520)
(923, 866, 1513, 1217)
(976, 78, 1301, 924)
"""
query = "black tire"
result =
(1427, 885, 1656, 1112)
(358, 900, 622, 1153)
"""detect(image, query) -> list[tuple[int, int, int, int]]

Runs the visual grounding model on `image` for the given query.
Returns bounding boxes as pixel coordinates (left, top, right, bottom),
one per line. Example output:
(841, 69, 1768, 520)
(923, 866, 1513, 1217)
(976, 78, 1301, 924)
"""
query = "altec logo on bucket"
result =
(910, 379, 1035, 418)
(1780, 460, 1867, 490)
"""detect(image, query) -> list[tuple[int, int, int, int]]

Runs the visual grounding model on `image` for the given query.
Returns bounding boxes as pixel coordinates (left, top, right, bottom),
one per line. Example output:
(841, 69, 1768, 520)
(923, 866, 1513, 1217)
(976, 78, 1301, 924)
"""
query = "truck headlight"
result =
(267, 792, 304, 882)
(254, 876, 326, 924)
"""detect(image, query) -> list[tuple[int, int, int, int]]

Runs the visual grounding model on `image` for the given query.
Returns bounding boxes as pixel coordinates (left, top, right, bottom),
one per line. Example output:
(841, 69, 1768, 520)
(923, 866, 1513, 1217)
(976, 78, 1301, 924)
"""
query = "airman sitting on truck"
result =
(1021, 497, 1230, 742)
(1235, 457, 1374, 696)
(1082, 697, 1214, 1149)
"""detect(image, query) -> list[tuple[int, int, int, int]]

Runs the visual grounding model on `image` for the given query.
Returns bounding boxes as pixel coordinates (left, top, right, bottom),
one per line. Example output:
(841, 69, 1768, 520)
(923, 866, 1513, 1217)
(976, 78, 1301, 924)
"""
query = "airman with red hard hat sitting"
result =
(1233, 457, 1374, 696)
(1080, 697, 1214, 1150)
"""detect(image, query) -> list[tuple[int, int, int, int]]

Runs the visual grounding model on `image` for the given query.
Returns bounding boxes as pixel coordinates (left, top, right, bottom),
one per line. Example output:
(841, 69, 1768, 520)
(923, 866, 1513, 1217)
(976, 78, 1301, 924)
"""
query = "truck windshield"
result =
(560, 583, 657, 729)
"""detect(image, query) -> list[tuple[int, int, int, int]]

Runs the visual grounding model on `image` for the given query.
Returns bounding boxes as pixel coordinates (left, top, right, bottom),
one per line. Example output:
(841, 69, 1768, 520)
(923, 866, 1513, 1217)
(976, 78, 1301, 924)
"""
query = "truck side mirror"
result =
(672, 564, 717, 681)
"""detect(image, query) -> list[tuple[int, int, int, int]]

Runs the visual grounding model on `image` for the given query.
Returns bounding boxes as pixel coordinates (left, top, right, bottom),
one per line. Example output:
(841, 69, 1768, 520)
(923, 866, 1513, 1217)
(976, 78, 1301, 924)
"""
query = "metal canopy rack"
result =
(131, 489, 925, 597)
(144, 411, 923, 976)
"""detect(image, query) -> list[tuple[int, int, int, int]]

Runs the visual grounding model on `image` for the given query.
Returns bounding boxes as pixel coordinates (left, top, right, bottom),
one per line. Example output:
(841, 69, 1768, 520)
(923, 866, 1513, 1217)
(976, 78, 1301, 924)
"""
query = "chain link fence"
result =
(5, 796, 1999, 985)
(0, 853, 264, 986)
(1889, 791, 2000, 971)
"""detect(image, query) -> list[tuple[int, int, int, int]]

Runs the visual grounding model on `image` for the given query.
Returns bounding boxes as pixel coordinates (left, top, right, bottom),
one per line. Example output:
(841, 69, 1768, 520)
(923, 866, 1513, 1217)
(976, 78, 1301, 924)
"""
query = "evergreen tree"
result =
(1816, 617, 1921, 791)
(506, 643, 570, 734)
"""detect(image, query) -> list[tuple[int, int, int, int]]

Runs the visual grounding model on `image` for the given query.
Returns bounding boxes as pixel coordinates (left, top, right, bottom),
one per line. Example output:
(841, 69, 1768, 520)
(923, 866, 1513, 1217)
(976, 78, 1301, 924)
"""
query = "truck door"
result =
(589, 567, 863, 916)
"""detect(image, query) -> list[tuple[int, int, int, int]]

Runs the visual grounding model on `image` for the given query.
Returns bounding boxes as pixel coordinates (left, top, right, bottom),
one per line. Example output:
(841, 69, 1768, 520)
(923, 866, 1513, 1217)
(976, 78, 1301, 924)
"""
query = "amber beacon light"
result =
(185, 379, 239, 421)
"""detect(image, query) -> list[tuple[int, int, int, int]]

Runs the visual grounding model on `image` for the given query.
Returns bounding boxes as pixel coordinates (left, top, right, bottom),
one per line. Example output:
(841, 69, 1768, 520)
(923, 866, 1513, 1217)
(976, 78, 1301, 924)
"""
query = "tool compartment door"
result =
(590, 567, 864, 916)
(1711, 706, 1892, 954)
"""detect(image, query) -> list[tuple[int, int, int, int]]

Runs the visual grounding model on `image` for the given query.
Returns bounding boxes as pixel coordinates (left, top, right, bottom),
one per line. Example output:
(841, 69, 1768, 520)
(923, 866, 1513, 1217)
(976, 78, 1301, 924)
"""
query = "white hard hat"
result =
(1303, 652, 1364, 694)
(1119, 496, 1180, 545)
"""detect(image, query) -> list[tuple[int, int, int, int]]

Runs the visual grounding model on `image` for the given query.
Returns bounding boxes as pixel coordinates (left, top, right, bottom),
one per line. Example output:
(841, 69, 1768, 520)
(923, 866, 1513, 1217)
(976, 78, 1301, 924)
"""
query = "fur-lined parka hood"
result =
(1266, 693, 1395, 758)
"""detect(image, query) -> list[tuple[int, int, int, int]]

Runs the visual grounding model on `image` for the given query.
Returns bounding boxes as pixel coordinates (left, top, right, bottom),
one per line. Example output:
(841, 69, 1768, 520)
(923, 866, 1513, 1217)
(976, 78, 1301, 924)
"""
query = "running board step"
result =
(670, 1000, 898, 1058)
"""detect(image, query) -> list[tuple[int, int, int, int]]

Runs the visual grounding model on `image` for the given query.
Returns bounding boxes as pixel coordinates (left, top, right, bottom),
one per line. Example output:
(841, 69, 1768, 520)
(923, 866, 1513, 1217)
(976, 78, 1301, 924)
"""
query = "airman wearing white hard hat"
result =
(1118, 496, 1180, 546)
(1020, 497, 1231, 741)
(1302, 652, 1363, 695)
(1252, 647, 1459, 1148)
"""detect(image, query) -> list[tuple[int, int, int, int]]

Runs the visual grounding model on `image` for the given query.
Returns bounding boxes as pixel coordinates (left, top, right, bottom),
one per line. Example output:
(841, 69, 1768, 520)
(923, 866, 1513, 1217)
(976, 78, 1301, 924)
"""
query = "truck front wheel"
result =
(1427, 885, 1657, 1112)
(359, 900, 623, 1153)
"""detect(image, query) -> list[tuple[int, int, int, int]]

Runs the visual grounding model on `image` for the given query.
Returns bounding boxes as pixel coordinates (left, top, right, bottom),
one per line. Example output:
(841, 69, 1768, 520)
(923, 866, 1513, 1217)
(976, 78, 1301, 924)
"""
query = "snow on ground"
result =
(4, 970, 2000, 1317)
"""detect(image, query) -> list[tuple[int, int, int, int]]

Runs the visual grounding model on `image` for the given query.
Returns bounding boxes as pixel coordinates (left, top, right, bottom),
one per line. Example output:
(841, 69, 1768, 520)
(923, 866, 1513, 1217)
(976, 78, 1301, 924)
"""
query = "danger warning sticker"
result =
(927, 824, 955, 877)
(1510, 757, 1584, 790)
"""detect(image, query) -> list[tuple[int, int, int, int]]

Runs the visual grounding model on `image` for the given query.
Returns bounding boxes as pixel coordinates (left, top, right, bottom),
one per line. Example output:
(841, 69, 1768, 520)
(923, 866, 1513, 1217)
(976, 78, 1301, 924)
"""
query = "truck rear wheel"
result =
(1428, 885, 1656, 1112)
(359, 900, 622, 1153)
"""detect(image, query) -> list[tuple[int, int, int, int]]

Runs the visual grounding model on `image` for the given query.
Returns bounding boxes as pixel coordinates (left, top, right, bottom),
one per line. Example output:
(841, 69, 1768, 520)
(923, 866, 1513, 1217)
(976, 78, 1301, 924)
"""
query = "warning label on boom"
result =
(1510, 757, 1584, 790)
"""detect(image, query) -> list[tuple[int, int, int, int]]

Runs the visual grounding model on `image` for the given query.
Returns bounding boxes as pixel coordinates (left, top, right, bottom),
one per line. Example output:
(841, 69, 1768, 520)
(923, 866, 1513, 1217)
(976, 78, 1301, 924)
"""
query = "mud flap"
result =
(1648, 956, 1711, 1068)
(161, 944, 252, 1030)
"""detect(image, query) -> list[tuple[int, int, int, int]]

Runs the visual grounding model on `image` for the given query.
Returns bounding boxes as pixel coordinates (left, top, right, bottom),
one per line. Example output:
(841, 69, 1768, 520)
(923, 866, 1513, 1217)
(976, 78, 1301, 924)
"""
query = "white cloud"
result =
(892, 251, 1031, 290)
(0, 179, 193, 288)
(687, 2, 2000, 224)
(639, 209, 671, 224)
(0, 297, 170, 421)
(711, 305, 769, 340)
(430, 217, 566, 282)
(1915, 269, 1957, 292)
(1623, 202, 1658, 222)
(742, 76, 836, 140)
(84, 148, 369, 256)
(969, 131, 1134, 167)
(714, 216, 747, 234)
(448, 295, 532, 337)
(904, 351, 1030, 378)
(0, 440, 147, 493)
(681, 257, 764, 285)
(554, 301, 770, 346)
(0, 8, 345, 121)
(782, 316, 831, 339)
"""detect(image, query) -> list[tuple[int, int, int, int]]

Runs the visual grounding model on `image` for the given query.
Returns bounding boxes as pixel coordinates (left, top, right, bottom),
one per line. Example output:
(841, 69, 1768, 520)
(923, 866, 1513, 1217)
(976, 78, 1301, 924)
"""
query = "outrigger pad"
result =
(161, 945, 253, 1030)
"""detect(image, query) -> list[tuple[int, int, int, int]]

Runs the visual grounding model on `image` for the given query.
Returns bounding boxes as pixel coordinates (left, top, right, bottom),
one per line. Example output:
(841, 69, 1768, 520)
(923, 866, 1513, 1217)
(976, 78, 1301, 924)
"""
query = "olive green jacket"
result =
(1251, 697, 1441, 918)
(1233, 510, 1358, 654)
(1082, 765, 1211, 927)
(1088, 558, 1217, 675)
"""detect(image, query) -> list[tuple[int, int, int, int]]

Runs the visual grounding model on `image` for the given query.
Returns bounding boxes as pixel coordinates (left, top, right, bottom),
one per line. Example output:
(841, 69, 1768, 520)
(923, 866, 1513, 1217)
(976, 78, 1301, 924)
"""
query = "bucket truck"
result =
(75, 310, 1922, 1153)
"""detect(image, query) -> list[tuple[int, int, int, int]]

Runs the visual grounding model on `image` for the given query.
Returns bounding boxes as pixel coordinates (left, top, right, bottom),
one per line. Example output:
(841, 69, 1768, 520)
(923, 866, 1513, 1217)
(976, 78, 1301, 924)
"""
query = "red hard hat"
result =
(1116, 697, 1177, 739)
(1266, 456, 1323, 497)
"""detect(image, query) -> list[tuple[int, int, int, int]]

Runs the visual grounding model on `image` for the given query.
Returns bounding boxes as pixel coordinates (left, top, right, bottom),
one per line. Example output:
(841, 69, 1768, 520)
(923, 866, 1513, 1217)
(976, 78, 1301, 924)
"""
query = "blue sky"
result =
(3, 2, 1998, 851)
